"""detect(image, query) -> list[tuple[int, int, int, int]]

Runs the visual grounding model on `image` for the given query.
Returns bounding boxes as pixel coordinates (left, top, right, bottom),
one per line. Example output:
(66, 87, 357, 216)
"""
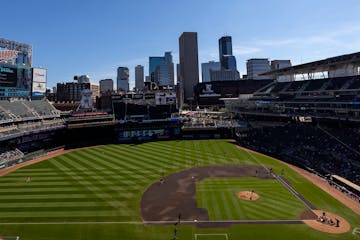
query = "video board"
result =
(0, 66, 17, 87)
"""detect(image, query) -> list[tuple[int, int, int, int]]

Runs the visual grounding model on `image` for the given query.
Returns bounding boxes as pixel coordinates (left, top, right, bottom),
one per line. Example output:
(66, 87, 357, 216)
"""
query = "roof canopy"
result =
(260, 52, 360, 76)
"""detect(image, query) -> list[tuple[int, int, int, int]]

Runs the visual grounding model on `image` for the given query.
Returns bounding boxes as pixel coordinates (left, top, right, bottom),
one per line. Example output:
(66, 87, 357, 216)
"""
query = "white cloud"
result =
(233, 46, 262, 55)
(248, 21, 360, 49)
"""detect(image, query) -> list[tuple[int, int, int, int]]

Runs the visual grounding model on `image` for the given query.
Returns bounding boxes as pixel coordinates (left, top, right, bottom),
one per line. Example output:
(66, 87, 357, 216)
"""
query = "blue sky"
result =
(2, 0, 360, 88)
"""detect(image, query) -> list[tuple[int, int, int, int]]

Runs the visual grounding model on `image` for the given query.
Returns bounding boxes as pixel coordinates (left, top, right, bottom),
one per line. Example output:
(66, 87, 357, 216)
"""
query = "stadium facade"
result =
(0, 38, 47, 98)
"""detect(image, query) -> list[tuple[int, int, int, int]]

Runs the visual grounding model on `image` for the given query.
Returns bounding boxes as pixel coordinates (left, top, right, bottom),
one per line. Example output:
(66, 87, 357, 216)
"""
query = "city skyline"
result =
(1, 0, 360, 88)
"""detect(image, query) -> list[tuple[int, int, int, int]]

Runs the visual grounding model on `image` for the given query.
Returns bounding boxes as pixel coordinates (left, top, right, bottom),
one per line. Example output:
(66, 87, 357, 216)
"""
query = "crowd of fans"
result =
(0, 119, 65, 139)
(238, 123, 360, 185)
(0, 147, 24, 166)
(0, 99, 64, 140)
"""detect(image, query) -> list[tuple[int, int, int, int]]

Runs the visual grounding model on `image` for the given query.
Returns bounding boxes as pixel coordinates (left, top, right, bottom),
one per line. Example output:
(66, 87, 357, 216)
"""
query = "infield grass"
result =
(196, 177, 306, 220)
(0, 139, 359, 240)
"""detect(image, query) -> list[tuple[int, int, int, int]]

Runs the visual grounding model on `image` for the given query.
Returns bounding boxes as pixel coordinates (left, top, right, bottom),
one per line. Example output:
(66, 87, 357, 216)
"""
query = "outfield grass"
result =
(196, 177, 306, 220)
(0, 139, 359, 240)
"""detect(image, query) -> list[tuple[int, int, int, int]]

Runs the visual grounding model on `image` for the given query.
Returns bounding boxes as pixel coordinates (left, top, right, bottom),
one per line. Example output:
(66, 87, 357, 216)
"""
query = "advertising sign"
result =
(32, 82, 46, 93)
(32, 68, 47, 96)
(155, 92, 176, 105)
(0, 50, 18, 62)
(32, 68, 46, 83)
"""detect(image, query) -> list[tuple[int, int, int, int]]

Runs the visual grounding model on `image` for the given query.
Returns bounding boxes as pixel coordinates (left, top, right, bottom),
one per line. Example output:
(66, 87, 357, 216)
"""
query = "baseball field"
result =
(0, 139, 359, 240)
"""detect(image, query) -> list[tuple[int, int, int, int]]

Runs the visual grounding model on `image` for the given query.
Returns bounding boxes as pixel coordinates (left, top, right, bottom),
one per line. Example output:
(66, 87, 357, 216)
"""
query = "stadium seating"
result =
(257, 75, 360, 96)
(238, 123, 360, 185)
(0, 99, 60, 122)
(0, 101, 36, 119)
(24, 100, 60, 117)
(0, 147, 24, 165)
(303, 78, 328, 91)
(347, 78, 360, 90)
(0, 99, 64, 140)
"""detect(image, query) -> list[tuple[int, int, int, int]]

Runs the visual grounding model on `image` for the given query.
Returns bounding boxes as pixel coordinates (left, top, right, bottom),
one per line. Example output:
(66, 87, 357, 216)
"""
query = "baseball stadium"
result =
(1, 50, 360, 239)
(0, 139, 359, 240)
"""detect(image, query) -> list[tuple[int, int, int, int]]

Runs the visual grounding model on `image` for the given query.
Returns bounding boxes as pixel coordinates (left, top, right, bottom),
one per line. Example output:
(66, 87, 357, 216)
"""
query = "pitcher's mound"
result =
(237, 191, 259, 201)
(303, 210, 350, 234)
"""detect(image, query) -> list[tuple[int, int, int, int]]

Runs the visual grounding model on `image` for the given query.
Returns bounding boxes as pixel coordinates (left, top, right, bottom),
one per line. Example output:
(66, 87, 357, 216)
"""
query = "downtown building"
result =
(246, 59, 271, 80)
(178, 32, 199, 105)
(210, 69, 240, 81)
(210, 36, 239, 81)
(201, 61, 220, 82)
(56, 82, 90, 102)
(149, 57, 164, 83)
(149, 52, 174, 87)
(154, 52, 174, 87)
(117, 67, 129, 92)
(270, 60, 293, 82)
(219, 36, 237, 70)
(99, 79, 114, 94)
(135, 65, 144, 91)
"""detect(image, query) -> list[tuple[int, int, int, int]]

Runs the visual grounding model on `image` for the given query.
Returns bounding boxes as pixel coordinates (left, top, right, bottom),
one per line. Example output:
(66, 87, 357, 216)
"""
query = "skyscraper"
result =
(211, 36, 240, 81)
(179, 32, 199, 103)
(154, 52, 174, 86)
(135, 65, 144, 91)
(149, 57, 165, 82)
(201, 61, 220, 82)
(219, 36, 237, 70)
(219, 36, 233, 59)
(222, 55, 237, 70)
(117, 67, 129, 91)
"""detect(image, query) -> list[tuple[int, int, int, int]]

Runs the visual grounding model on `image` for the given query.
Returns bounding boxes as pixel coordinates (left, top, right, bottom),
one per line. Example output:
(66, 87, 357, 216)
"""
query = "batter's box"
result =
(194, 233, 229, 240)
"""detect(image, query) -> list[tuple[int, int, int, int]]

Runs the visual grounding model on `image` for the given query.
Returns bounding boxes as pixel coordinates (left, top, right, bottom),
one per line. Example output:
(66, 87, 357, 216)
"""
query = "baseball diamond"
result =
(0, 139, 359, 240)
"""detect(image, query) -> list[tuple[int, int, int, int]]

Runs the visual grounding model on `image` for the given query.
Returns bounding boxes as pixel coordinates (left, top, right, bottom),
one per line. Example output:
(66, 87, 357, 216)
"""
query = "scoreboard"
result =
(0, 66, 17, 87)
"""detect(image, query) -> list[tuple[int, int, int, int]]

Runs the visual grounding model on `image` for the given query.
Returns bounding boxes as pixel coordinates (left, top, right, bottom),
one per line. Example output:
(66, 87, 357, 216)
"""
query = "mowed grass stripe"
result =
(0, 193, 92, 200)
(68, 150, 143, 191)
(208, 188, 222, 219)
(49, 157, 125, 210)
(90, 146, 164, 185)
(134, 142, 190, 166)
(3, 172, 60, 177)
(0, 201, 114, 208)
(142, 143, 200, 170)
(67, 151, 126, 178)
(0, 182, 74, 188)
(203, 179, 238, 220)
(55, 155, 136, 197)
(197, 177, 307, 220)
(0, 205, 116, 212)
(11, 168, 56, 173)
(0, 210, 131, 218)
(219, 190, 236, 219)
(138, 140, 229, 167)
(99, 145, 169, 172)
(0, 186, 80, 193)
(79, 147, 157, 180)
(72, 148, 155, 181)
(0, 175, 69, 182)
(114, 143, 183, 170)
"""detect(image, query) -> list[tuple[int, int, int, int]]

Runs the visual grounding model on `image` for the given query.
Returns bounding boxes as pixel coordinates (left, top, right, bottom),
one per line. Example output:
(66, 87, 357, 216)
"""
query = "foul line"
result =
(0, 219, 307, 225)
(243, 147, 314, 210)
